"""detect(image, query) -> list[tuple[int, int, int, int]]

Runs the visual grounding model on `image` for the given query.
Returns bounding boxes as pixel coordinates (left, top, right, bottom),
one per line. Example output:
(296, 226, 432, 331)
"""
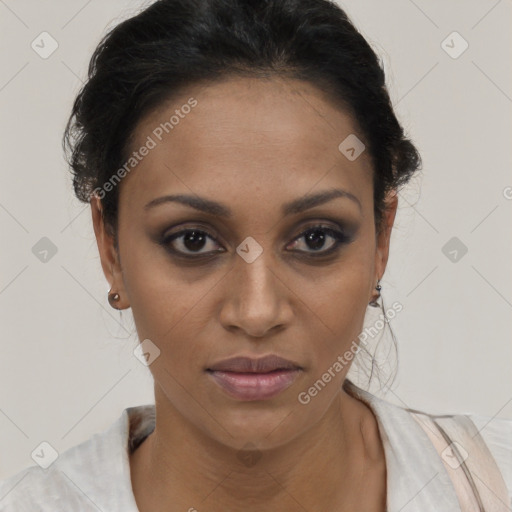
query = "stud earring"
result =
(108, 290, 121, 309)
(368, 280, 382, 308)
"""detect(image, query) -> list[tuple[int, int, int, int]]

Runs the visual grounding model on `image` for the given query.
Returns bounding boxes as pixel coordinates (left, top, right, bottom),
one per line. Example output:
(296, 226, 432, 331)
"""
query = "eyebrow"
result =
(144, 188, 362, 217)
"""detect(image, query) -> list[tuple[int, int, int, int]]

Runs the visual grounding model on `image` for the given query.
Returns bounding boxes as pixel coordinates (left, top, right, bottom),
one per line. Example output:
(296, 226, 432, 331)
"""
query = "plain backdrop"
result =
(1, 0, 511, 479)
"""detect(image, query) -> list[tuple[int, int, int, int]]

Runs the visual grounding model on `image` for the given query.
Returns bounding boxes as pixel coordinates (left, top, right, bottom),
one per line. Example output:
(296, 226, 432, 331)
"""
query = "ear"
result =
(91, 194, 129, 309)
(373, 189, 398, 288)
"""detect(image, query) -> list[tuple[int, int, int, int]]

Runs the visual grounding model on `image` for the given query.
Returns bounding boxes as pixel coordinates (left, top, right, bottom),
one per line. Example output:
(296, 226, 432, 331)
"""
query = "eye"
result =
(162, 228, 223, 257)
(160, 223, 352, 259)
(287, 225, 351, 256)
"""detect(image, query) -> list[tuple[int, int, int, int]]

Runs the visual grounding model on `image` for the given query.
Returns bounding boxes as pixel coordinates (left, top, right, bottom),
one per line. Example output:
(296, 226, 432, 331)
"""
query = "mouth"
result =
(206, 355, 303, 401)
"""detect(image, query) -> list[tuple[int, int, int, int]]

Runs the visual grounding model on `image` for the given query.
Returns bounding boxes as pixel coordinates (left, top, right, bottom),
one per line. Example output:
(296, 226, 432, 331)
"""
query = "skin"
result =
(91, 76, 397, 512)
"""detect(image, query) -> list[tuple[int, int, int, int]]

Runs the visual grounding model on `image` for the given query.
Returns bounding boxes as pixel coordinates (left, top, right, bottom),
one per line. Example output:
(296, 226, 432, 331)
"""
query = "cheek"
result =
(298, 243, 374, 322)
(308, 273, 369, 362)
(117, 229, 205, 352)
(126, 275, 214, 367)
(294, 248, 375, 374)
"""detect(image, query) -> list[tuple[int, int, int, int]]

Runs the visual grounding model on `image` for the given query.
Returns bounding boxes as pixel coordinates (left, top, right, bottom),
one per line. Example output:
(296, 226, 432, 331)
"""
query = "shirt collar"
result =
(343, 378, 461, 512)
(86, 381, 461, 512)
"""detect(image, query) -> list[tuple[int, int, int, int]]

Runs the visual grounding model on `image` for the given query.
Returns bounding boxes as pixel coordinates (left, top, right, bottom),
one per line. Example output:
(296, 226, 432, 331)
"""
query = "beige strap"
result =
(410, 411, 510, 512)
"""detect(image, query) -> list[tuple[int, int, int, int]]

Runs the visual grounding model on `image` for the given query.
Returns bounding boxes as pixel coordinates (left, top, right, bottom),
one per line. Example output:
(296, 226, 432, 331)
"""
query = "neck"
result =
(130, 384, 384, 512)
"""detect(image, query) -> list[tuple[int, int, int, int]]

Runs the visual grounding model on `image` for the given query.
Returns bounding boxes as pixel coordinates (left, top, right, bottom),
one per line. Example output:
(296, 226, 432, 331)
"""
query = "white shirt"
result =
(1, 380, 511, 511)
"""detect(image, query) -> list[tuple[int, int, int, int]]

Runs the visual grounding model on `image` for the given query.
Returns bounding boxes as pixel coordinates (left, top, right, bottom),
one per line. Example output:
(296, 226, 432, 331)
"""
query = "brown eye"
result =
(163, 229, 222, 256)
(287, 225, 351, 256)
(160, 223, 352, 261)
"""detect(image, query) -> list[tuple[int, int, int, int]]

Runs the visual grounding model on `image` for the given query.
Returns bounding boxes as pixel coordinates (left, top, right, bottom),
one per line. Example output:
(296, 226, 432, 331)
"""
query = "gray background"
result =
(1, 0, 511, 479)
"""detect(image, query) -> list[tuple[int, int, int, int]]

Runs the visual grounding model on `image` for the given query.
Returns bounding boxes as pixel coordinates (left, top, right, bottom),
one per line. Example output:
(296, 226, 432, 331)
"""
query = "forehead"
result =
(120, 76, 373, 212)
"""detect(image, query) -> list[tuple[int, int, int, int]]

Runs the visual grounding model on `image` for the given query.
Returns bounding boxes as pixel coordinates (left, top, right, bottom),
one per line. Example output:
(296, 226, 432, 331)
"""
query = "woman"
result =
(0, 0, 510, 510)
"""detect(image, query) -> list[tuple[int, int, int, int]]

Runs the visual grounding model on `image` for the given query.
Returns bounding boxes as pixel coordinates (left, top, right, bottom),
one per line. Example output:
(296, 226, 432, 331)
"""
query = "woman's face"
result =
(93, 76, 397, 449)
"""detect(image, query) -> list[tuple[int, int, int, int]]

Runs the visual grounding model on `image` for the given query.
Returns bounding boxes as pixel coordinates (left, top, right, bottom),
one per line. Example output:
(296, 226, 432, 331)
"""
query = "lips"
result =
(206, 355, 302, 401)
(207, 354, 302, 373)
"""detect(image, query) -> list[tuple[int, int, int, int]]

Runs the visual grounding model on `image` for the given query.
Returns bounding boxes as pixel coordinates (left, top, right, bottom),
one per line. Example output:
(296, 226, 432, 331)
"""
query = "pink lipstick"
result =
(206, 355, 302, 401)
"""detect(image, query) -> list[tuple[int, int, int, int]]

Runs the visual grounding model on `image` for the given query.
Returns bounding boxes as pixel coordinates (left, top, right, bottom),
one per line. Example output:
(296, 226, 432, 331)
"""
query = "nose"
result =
(218, 248, 293, 339)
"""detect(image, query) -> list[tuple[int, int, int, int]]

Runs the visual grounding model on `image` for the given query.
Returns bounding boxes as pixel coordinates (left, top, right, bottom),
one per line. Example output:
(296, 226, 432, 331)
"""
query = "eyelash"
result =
(160, 224, 352, 260)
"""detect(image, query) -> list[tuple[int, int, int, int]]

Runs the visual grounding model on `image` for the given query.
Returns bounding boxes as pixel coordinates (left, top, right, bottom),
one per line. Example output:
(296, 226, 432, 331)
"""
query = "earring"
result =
(369, 280, 382, 308)
(108, 290, 121, 309)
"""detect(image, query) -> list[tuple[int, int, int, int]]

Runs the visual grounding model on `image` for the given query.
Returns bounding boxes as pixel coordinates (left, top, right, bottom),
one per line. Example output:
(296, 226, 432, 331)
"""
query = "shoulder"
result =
(344, 380, 512, 508)
(0, 464, 83, 511)
(411, 410, 512, 508)
(0, 406, 149, 511)
(400, 407, 512, 509)
(468, 414, 512, 502)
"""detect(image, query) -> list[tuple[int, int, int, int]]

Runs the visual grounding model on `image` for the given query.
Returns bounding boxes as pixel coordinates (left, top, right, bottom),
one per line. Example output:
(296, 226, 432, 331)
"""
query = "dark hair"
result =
(63, 0, 421, 389)
(63, 0, 421, 240)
